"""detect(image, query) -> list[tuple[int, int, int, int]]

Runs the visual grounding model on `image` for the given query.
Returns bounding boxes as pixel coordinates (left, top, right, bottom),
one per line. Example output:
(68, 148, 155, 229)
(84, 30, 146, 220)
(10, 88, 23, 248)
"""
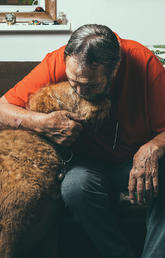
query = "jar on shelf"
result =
(57, 12, 68, 25)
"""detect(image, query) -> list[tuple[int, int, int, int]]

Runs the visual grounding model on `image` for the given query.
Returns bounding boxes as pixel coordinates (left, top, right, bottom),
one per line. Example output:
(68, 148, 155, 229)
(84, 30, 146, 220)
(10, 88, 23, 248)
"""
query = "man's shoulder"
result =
(44, 45, 66, 62)
(48, 45, 67, 82)
(120, 37, 153, 59)
(42, 45, 67, 81)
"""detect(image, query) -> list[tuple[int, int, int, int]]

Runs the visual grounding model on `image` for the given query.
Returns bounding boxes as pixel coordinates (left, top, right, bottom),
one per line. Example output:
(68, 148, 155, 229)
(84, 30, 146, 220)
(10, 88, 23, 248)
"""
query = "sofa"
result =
(0, 61, 148, 258)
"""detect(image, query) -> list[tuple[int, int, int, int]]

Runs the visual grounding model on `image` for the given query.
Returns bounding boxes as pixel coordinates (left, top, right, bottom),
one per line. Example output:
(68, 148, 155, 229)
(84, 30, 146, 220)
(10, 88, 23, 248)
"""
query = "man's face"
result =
(65, 56, 113, 101)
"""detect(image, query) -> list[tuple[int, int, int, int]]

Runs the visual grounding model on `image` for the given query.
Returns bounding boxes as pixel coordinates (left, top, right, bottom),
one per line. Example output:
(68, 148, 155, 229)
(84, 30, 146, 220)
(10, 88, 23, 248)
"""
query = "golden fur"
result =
(0, 81, 111, 257)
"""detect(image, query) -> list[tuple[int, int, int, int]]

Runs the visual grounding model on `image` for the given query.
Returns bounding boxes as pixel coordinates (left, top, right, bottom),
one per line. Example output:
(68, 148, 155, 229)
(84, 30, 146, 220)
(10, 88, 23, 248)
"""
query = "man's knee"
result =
(61, 165, 109, 210)
(61, 166, 91, 208)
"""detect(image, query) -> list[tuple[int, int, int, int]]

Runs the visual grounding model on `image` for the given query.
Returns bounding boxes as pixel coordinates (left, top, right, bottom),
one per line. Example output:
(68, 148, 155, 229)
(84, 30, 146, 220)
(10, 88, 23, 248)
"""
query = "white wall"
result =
(59, 0, 165, 44)
(0, 32, 70, 61)
(0, 0, 165, 61)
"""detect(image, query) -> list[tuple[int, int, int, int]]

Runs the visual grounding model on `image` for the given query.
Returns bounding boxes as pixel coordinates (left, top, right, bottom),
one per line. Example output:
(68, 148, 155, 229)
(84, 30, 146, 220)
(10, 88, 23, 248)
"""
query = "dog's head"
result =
(27, 81, 111, 126)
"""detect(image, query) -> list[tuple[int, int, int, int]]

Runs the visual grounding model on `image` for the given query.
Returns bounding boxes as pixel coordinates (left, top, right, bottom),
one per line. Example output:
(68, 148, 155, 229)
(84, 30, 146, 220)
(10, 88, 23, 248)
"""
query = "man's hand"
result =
(34, 110, 83, 146)
(128, 142, 164, 205)
(0, 97, 83, 146)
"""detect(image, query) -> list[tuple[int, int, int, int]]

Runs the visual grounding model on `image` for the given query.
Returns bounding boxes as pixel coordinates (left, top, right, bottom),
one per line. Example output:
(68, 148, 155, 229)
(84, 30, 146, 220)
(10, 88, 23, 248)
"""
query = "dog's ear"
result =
(27, 81, 71, 113)
(27, 85, 60, 113)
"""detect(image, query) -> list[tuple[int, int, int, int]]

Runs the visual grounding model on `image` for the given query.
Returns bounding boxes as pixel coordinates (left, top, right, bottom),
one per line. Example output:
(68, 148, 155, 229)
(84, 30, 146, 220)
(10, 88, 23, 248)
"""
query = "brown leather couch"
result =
(0, 62, 39, 97)
(0, 62, 147, 258)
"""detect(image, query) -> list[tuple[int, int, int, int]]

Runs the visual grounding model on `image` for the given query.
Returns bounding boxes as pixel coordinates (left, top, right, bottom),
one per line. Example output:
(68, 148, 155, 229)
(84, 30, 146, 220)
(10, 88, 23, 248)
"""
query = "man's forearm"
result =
(0, 97, 45, 130)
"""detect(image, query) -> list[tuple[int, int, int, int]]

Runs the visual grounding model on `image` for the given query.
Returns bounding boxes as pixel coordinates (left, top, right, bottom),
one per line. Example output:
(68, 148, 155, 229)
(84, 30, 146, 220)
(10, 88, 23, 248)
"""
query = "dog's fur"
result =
(0, 81, 111, 257)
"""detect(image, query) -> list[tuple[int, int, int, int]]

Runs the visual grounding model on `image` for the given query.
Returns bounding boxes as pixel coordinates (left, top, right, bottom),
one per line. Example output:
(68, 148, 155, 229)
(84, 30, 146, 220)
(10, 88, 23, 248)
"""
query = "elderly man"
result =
(0, 24, 165, 258)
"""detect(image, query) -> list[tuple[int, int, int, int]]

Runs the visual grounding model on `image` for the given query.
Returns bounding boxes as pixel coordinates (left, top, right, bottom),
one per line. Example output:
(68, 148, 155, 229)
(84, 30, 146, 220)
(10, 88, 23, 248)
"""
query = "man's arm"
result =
(0, 96, 83, 146)
(0, 96, 45, 130)
(128, 51, 165, 205)
(128, 131, 165, 205)
(0, 47, 81, 145)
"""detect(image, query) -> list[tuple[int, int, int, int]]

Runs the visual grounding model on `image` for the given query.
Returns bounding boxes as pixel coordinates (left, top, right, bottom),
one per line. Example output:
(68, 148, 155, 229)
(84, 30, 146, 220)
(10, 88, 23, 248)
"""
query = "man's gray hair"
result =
(64, 24, 121, 76)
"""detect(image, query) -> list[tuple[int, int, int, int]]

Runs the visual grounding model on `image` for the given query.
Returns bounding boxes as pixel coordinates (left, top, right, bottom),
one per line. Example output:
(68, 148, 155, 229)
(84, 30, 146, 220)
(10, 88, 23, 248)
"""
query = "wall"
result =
(0, 0, 164, 61)
(59, 0, 165, 44)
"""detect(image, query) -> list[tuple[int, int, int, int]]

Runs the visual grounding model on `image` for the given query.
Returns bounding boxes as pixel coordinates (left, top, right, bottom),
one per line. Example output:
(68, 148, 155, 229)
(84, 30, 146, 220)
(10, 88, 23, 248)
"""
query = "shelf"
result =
(0, 23, 71, 32)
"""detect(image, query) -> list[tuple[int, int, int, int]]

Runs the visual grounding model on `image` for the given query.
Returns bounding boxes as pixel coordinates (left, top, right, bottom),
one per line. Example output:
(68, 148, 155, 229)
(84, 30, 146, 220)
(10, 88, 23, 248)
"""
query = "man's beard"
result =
(70, 79, 112, 103)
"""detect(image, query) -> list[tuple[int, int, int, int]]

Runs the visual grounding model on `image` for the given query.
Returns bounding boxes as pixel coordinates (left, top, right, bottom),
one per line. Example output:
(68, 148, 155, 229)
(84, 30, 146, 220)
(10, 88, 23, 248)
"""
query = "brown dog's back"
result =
(0, 81, 111, 257)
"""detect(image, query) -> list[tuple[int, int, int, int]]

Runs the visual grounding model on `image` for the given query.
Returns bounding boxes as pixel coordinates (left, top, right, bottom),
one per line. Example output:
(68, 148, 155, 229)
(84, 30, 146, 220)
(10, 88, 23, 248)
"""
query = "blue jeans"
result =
(61, 156, 165, 258)
(141, 157, 165, 258)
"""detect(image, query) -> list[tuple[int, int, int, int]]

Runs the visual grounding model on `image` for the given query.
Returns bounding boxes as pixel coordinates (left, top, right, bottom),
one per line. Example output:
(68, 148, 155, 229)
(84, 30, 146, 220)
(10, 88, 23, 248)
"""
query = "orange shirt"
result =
(5, 45, 67, 107)
(4, 35, 165, 163)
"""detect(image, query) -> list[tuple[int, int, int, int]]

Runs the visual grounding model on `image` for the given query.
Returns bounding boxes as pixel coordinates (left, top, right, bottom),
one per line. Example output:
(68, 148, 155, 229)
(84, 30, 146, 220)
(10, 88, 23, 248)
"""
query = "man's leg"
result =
(61, 158, 134, 258)
(141, 157, 165, 258)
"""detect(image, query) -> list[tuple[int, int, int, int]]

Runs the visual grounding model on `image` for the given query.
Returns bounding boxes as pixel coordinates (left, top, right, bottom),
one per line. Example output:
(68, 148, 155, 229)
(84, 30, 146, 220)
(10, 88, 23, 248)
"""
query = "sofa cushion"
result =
(0, 62, 39, 96)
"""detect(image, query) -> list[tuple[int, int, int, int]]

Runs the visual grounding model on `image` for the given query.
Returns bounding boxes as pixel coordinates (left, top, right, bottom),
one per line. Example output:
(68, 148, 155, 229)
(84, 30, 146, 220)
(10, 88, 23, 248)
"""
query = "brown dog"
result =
(0, 81, 111, 257)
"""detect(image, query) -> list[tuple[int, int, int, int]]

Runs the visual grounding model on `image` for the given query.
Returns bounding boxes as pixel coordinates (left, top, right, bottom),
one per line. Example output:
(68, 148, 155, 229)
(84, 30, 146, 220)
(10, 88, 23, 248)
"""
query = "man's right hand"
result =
(34, 110, 83, 146)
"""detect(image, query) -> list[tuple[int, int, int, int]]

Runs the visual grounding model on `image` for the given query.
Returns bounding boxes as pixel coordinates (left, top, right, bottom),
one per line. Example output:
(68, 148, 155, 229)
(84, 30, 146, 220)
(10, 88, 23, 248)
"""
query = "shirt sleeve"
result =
(4, 46, 66, 107)
(148, 56, 165, 133)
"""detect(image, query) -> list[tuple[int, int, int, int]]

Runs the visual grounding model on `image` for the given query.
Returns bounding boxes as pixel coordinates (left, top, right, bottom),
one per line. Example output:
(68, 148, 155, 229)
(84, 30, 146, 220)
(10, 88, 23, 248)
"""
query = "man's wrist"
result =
(148, 137, 165, 158)
(19, 112, 46, 131)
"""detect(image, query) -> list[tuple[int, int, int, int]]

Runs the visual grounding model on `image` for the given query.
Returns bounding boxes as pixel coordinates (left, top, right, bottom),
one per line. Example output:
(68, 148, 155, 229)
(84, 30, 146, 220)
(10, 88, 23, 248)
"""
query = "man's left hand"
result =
(128, 142, 163, 205)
